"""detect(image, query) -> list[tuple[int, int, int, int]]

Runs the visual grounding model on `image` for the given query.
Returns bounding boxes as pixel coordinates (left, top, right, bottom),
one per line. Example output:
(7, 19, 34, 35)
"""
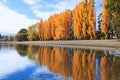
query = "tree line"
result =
(36, 0, 120, 41)
(1, 0, 119, 41)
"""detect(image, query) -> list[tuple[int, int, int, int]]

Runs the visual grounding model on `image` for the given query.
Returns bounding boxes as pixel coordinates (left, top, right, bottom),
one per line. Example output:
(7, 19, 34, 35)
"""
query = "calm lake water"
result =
(0, 44, 120, 80)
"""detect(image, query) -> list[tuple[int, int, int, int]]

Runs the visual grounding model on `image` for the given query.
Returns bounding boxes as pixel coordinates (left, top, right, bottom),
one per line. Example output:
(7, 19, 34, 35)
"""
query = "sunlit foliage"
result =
(101, 0, 110, 39)
(27, 24, 39, 41)
(73, 0, 96, 39)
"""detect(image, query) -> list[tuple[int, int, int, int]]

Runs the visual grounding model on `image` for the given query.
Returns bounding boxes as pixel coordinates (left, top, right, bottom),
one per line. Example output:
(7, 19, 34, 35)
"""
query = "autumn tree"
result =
(53, 10, 73, 40)
(42, 21, 52, 40)
(37, 19, 52, 40)
(37, 19, 44, 40)
(73, 0, 96, 40)
(73, 2, 84, 39)
(48, 15, 57, 39)
(101, 0, 110, 39)
(88, 0, 96, 39)
(27, 24, 39, 41)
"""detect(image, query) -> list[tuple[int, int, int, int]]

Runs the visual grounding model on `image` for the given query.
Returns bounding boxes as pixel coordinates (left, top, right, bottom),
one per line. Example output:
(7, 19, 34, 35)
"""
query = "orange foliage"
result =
(73, 0, 96, 39)
(101, 0, 110, 39)
(38, 9, 73, 40)
(37, 0, 97, 40)
(37, 20, 52, 40)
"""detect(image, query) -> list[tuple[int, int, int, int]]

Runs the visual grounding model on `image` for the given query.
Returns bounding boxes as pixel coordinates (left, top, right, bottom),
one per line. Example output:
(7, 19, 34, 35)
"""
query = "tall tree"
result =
(88, 0, 96, 39)
(73, 2, 85, 39)
(43, 21, 52, 40)
(48, 15, 56, 39)
(101, 0, 110, 39)
(37, 19, 44, 40)
(73, 0, 96, 40)
(106, 0, 120, 40)
(54, 9, 73, 40)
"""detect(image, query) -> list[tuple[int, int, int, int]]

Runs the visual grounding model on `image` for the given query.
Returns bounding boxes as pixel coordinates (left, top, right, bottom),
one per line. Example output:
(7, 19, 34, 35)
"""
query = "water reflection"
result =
(0, 44, 36, 80)
(15, 44, 28, 56)
(36, 46, 120, 80)
(0, 44, 120, 80)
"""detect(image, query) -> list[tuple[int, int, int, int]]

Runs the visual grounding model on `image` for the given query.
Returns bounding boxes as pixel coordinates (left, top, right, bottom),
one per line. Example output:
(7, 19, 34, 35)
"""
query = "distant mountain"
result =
(0, 32, 16, 36)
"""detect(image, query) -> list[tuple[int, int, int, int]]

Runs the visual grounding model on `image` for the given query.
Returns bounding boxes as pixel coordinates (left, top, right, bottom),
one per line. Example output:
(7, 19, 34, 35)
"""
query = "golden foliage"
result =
(73, 0, 96, 39)
(101, 0, 110, 39)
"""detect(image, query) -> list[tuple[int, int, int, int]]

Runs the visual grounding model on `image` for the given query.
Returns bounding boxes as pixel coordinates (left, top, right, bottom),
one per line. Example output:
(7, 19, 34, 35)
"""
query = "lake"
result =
(0, 44, 120, 80)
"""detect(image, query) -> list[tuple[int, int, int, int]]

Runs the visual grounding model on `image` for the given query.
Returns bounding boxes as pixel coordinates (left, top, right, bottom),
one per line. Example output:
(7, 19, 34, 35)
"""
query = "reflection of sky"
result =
(0, 47, 35, 79)
(0, 46, 67, 80)
(30, 66, 66, 80)
(95, 59, 101, 80)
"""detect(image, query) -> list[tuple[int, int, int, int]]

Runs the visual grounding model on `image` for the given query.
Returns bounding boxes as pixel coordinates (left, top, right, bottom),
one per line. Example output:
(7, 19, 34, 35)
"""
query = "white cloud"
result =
(0, 4, 38, 34)
(0, 49, 35, 79)
(23, 0, 41, 5)
(30, 0, 82, 20)
(32, 9, 61, 20)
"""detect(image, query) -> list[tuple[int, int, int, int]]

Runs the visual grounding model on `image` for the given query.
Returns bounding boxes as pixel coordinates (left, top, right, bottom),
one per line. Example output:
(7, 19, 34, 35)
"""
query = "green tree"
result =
(14, 28, 28, 41)
(27, 24, 39, 41)
(8, 36, 14, 41)
(112, 17, 120, 40)
(106, 0, 120, 40)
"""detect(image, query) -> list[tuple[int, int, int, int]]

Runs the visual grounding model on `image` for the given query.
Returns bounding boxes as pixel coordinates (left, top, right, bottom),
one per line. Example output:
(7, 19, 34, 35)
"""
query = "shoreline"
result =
(0, 40, 120, 50)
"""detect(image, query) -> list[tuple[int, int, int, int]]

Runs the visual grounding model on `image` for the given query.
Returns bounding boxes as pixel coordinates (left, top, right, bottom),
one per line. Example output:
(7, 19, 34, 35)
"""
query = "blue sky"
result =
(0, 0, 103, 35)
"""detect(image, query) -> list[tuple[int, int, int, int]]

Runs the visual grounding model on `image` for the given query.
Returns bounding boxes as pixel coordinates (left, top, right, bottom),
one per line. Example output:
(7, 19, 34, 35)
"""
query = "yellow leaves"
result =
(37, 19, 52, 40)
(101, 0, 110, 39)
(36, 0, 98, 40)
(54, 10, 72, 40)
(37, 9, 72, 40)
(55, 26, 65, 40)
(48, 15, 56, 38)
(73, 0, 96, 39)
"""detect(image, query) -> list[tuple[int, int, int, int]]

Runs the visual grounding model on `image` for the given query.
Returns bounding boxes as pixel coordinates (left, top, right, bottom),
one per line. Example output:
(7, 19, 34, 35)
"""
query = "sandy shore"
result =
(0, 40, 120, 50)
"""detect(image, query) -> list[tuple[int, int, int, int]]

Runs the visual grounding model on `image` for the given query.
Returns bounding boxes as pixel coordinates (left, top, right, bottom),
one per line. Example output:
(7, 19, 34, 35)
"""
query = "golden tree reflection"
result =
(37, 47, 72, 77)
(27, 45, 39, 60)
(72, 49, 96, 80)
(100, 51, 111, 80)
(14, 45, 120, 80)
